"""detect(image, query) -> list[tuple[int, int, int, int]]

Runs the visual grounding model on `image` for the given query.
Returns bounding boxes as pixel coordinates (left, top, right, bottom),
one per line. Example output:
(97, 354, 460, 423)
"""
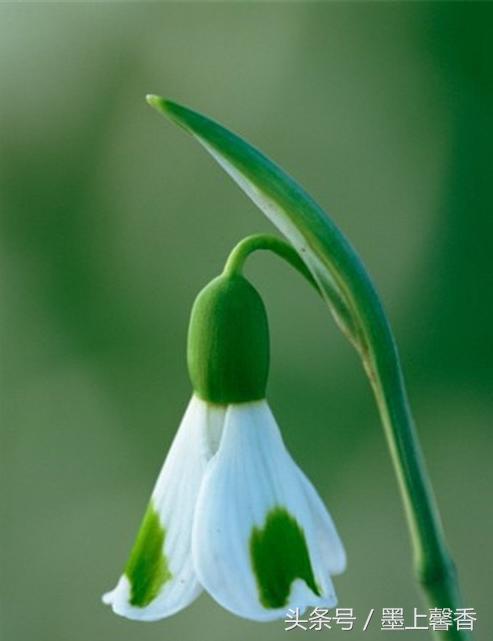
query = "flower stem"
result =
(223, 233, 318, 289)
(363, 317, 471, 641)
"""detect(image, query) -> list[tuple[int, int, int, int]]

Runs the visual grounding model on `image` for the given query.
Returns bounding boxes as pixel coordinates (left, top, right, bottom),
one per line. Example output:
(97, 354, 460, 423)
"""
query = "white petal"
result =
(295, 466, 346, 575)
(192, 400, 345, 621)
(103, 395, 226, 620)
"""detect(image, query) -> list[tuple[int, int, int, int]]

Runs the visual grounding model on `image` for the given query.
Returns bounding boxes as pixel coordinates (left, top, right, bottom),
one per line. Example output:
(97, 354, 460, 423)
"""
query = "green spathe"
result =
(187, 273, 269, 404)
(125, 502, 172, 607)
(250, 507, 320, 609)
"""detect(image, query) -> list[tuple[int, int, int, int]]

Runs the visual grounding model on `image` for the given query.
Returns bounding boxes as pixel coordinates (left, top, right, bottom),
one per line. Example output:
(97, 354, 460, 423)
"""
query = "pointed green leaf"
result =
(146, 95, 381, 353)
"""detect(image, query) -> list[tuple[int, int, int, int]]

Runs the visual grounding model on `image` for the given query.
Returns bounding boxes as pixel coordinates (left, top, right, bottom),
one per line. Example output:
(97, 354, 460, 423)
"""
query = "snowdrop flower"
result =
(103, 270, 345, 622)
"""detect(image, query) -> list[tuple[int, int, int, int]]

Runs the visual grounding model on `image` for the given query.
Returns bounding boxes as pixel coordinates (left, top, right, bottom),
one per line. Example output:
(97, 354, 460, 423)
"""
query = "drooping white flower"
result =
(103, 271, 345, 621)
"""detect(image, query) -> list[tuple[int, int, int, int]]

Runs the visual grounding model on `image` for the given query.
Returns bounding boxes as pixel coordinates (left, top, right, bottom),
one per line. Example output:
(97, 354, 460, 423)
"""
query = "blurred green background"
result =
(1, 3, 491, 641)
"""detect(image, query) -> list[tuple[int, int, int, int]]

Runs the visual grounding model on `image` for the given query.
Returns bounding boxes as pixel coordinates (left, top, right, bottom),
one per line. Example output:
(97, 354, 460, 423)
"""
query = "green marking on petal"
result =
(124, 502, 172, 607)
(250, 506, 321, 609)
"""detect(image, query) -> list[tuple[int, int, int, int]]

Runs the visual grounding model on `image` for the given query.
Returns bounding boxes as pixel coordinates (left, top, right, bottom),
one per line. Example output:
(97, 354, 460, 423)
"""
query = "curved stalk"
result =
(223, 233, 317, 287)
(147, 96, 471, 640)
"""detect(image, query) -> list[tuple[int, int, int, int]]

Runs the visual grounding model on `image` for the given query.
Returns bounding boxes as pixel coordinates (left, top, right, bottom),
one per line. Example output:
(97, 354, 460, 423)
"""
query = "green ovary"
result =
(125, 502, 172, 607)
(250, 507, 320, 609)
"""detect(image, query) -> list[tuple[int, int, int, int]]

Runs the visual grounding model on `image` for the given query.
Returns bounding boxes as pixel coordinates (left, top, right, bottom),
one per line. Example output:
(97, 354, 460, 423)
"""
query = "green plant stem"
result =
(363, 313, 470, 640)
(223, 233, 318, 289)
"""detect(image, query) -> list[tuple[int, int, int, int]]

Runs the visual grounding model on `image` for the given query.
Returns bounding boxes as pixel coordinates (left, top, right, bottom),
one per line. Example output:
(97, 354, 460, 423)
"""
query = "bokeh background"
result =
(1, 3, 491, 641)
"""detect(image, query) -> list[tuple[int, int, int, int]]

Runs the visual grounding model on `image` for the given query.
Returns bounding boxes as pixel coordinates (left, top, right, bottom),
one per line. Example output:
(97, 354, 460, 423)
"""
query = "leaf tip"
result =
(146, 93, 165, 110)
(146, 95, 190, 130)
